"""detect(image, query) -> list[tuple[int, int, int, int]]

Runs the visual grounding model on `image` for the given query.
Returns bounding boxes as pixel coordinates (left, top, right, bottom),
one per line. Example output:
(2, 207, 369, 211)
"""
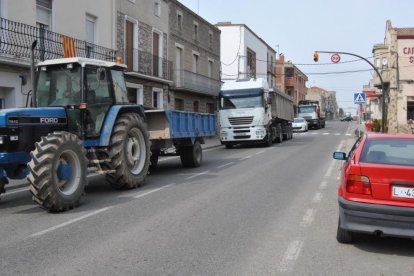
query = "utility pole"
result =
(314, 51, 387, 133)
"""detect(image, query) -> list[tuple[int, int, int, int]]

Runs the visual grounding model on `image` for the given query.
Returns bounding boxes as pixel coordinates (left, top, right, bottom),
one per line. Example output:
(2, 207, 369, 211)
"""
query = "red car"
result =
(333, 133, 414, 243)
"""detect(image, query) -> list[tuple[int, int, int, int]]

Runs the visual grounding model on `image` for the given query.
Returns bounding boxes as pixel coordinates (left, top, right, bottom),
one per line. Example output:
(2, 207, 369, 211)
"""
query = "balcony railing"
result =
(122, 48, 173, 81)
(372, 69, 391, 88)
(173, 69, 221, 96)
(0, 17, 117, 65)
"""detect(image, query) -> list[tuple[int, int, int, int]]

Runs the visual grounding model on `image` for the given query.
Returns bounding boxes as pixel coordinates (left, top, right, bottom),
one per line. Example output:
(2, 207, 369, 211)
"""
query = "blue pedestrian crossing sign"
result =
(354, 92, 366, 104)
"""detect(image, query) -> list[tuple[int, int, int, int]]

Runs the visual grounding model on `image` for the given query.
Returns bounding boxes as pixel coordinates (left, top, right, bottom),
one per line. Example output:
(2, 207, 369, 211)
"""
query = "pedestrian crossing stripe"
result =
(354, 92, 366, 104)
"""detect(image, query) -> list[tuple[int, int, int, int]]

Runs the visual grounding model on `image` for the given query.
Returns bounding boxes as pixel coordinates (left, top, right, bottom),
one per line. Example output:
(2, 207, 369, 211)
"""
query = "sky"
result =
(178, 0, 413, 115)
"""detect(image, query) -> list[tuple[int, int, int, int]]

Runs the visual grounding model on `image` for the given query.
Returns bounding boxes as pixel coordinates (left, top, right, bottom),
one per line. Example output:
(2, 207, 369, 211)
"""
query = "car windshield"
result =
(35, 64, 81, 107)
(294, 118, 305, 123)
(360, 138, 414, 166)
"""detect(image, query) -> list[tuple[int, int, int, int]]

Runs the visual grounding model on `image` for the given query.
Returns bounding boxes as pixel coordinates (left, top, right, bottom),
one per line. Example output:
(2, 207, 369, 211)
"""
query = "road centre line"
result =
(185, 170, 210, 180)
(279, 240, 304, 272)
(255, 150, 265, 155)
(134, 184, 172, 199)
(324, 140, 345, 178)
(216, 162, 235, 169)
(300, 209, 316, 227)
(312, 192, 323, 203)
(2, 186, 29, 196)
(323, 133, 330, 135)
(29, 207, 111, 238)
(239, 155, 251, 161)
(319, 181, 328, 190)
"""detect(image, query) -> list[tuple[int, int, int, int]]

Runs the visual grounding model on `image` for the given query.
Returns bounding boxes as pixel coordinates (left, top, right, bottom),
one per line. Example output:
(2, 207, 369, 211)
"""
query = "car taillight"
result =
(346, 174, 372, 195)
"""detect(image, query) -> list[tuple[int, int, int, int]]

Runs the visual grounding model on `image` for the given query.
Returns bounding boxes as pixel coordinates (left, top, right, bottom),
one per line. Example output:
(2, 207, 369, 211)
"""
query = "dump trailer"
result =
(219, 78, 294, 148)
(0, 57, 215, 212)
(297, 100, 325, 129)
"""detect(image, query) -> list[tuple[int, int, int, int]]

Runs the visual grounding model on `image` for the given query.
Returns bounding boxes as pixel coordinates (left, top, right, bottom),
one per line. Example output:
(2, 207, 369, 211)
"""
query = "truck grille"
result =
(228, 116, 253, 126)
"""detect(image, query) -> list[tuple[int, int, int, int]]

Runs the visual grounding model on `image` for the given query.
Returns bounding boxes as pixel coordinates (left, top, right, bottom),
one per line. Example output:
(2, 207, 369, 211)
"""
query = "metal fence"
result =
(173, 69, 221, 96)
(0, 17, 117, 65)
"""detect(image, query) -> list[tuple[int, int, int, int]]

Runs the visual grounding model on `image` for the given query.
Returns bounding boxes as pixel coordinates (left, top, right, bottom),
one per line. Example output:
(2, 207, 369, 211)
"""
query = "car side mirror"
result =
(333, 152, 347, 160)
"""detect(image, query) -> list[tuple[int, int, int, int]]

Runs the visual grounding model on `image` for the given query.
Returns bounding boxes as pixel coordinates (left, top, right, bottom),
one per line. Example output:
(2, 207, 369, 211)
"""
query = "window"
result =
(175, 98, 184, 110)
(408, 96, 414, 120)
(246, 48, 256, 78)
(111, 70, 129, 103)
(192, 52, 199, 73)
(285, 68, 294, 79)
(177, 11, 183, 31)
(193, 101, 199, 112)
(126, 83, 143, 105)
(193, 22, 199, 40)
(208, 59, 214, 78)
(86, 14, 96, 44)
(152, 88, 163, 108)
(154, 0, 161, 17)
(36, 0, 52, 29)
(208, 31, 213, 48)
(206, 103, 215, 114)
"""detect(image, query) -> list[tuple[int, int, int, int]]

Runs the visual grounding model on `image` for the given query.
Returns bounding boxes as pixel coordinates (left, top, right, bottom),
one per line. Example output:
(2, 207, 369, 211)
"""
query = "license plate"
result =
(392, 186, 414, 198)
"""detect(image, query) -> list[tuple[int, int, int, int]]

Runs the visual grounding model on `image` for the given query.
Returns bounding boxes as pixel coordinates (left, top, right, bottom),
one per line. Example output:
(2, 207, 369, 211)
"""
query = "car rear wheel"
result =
(336, 217, 354, 244)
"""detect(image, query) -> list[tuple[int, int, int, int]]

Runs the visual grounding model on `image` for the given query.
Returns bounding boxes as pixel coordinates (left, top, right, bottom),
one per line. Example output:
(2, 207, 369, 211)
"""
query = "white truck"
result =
(219, 78, 294, 148)
(297, 100, 326, 129)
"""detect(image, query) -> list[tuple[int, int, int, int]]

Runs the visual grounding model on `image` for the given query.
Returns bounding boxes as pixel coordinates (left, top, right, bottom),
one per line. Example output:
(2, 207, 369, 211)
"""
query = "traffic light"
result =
(313, 51, 319, 62)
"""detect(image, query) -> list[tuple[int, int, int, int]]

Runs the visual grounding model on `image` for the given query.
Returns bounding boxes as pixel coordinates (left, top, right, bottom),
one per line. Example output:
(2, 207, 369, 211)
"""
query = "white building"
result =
(216, 22, 276, 85)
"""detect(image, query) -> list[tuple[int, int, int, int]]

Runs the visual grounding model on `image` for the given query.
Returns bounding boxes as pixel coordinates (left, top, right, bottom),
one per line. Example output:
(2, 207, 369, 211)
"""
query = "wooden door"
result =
(153, 32, 159, 76)
(126, 21, 134, 71)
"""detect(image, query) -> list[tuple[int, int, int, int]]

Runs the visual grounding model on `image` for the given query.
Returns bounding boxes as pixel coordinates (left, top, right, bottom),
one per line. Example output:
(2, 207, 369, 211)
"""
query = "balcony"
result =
(372, 69, 391, 88)
(172, 69, 221, 96)
(0, 17, 117, 66)
(123, 48, 173, 82)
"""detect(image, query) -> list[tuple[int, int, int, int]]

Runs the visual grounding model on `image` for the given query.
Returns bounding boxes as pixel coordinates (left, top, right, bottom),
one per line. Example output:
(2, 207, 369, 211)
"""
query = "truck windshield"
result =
(35, 64, 81, 107)
(220, 95, 263, 109)
(298, 106, 316, 113)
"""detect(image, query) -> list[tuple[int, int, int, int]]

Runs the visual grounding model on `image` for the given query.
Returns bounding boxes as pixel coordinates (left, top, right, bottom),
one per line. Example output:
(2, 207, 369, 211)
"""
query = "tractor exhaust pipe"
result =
(31, 40, 37, 107)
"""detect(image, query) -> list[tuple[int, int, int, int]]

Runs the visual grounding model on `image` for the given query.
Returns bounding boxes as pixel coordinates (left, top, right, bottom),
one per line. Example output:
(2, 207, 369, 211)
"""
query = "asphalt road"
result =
(1, 121, 413, 276)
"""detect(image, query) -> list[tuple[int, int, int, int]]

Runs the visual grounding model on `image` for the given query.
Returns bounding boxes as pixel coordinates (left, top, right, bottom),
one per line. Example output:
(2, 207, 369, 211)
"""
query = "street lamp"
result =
(314, 51, 387, 133)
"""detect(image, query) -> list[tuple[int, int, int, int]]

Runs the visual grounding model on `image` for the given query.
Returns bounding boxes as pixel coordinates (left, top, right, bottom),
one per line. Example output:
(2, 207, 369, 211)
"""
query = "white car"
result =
(292, 117, 308, 132)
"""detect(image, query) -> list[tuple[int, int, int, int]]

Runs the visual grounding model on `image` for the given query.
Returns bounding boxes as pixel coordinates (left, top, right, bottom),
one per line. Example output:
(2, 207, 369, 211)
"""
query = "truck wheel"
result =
(225, 144, 233, 149)
(106, 113, 150, 189)
(263, 131, 272, 147)
(28, 132, 87, 212)
(180, 141, 202, 168)
(276, 125, 283, 143)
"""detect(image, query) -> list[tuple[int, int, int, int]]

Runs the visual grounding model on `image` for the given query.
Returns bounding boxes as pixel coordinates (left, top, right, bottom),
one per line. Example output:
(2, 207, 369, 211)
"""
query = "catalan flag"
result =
(61, 35, 76, 58)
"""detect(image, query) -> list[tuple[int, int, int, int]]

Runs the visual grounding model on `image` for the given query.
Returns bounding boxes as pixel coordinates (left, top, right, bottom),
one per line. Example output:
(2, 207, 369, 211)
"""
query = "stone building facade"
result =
(167, 0, 221, 113)
(372, 20, 414, 133)
(306, 86, 339, 120)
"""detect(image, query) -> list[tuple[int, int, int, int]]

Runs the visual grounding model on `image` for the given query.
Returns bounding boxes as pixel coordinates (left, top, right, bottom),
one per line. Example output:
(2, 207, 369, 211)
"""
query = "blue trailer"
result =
(0, 57, 216, 212)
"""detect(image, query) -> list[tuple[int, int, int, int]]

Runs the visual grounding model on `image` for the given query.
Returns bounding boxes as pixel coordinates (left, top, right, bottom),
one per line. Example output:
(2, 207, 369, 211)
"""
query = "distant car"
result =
(340, 117, 353, 122)
(333, 133, 414, 243)
(292, 117, 308, 132)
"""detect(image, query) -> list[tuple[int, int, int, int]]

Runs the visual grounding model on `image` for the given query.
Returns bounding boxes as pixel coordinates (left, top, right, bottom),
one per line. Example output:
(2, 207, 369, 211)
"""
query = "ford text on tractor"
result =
(219, 78, 294, 148)
(0, 57, 215, 212)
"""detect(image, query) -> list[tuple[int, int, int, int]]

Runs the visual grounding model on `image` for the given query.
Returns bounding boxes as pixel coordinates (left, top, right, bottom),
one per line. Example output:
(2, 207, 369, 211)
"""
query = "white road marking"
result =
(2, 187, 29, 196)
(239, 155, 251, 161)
(185, 170, 210, 180)
(134, 184, 172, 199)
(319, 181, 328, 190)
(216, 162, 235, 169)
(345, 133, 352, 136)
(312, 192, 323, 203)
(255, 150, 266, 155)
(335, 133, 341, 136)
(29, 207, 111, 238)
(311, 133, 318, 135)
(300, 209, 316, 227)
(279, 240, 304, 272)
(322, 133, 330, 135)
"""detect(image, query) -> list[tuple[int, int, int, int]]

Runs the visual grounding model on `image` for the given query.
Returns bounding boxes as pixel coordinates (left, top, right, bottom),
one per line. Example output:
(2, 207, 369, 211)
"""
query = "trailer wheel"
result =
(28, 132, 87, 212)
(275, 125, 283, 143)
(106, 113, 150, 189)
(150, 150, 160, 171)
(180, 141, 202, 168)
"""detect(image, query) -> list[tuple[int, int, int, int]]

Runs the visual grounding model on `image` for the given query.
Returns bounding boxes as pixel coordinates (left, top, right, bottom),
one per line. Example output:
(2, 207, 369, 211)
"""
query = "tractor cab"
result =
(34, 57, 128, 138)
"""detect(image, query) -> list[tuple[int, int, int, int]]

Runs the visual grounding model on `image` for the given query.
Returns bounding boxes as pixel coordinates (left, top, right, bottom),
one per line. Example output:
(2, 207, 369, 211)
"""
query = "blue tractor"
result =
(0, 57, 152, 211)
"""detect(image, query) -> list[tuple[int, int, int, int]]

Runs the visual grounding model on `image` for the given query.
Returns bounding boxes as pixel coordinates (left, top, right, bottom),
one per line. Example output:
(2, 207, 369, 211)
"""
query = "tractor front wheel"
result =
(28, 132, 87, 212)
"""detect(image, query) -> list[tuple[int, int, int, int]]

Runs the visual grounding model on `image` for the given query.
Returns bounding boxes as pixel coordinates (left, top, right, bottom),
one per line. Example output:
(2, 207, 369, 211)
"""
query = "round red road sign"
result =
(331, 53, 341, 63)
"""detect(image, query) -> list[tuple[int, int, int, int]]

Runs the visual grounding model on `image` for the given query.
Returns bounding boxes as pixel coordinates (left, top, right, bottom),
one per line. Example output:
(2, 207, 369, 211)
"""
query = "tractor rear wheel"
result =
(106, 113, 150, 189)
(28, 132, 87, 212)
